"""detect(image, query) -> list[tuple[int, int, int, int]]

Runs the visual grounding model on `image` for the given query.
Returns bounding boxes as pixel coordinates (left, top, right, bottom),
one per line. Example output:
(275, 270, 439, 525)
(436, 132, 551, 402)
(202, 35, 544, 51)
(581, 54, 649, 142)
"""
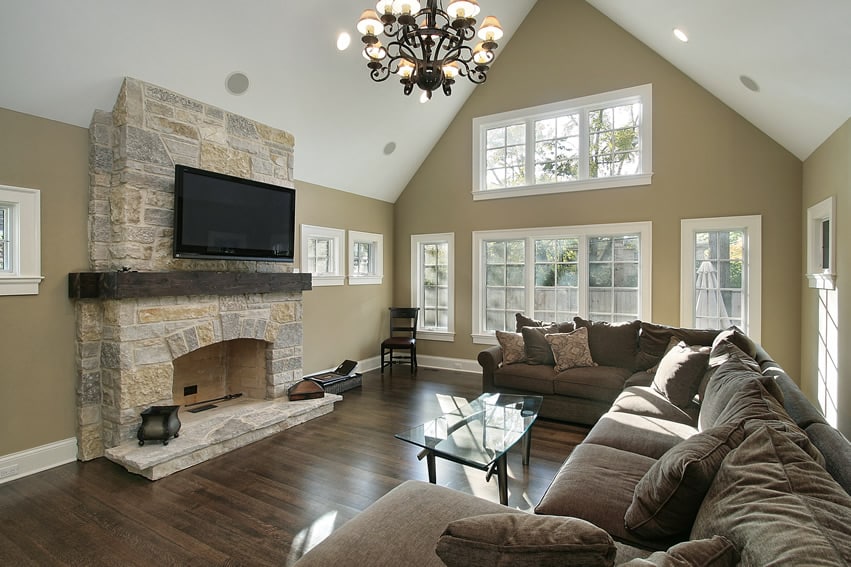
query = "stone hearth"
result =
(71, 78, 332, 478)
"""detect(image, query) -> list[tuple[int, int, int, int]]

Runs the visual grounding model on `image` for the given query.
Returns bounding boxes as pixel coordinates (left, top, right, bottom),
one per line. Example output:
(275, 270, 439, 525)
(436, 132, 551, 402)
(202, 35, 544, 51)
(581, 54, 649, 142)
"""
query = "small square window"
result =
(348, 230, 383, 285)
(300, 225, 345, 286)
(0, 184, 43, 296)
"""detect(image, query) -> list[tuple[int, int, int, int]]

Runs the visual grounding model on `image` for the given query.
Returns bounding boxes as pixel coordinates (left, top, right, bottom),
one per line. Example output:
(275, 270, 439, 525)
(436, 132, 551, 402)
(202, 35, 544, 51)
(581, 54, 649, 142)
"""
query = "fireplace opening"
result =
(172, 339, 267, 409)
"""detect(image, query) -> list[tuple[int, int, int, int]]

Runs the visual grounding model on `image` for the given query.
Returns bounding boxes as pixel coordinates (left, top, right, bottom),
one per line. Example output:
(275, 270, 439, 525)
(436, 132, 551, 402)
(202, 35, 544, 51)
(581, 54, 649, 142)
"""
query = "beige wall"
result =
(801, 117, 851, 436)
(0, 109, 393, 457)
(394, 0, 803, 373)
(0, 108, 89, 456)
(295, 181, 394, 374)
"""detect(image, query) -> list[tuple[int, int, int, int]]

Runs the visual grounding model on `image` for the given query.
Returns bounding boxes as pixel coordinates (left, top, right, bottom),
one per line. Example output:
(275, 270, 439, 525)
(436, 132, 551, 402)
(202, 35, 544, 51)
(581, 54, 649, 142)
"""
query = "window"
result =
(471, 222, 651, 343)
(300, 225, 344, 286)
(680, 216, 762, 341)
(0, 184, 42, 296)
(411, 233, 455, 341)
(806, 196, 836, 289)
(348, 230, 383, 285)
(472, 84, 652, 200)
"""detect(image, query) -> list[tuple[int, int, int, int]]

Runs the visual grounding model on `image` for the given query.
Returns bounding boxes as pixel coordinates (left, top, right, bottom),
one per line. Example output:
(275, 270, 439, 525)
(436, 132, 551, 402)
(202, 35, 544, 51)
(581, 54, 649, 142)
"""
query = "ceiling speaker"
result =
(225, 72, 250, 95)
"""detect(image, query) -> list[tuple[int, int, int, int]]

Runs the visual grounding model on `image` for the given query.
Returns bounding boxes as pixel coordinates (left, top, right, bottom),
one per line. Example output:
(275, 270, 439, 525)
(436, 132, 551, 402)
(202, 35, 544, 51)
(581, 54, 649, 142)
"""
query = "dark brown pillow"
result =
(574, 317, 640, 368)
(635, 322, 719, 371)
(652, 342, 711, 408)
(691, 426, 851, 566)
(515, 312, 547, 332)
(625, 423, 745, 539)
(521, 325, 558, 365)
(436, 513, 616, 567)
(619, 536, 739, 567)
(711, 326, 757, 359)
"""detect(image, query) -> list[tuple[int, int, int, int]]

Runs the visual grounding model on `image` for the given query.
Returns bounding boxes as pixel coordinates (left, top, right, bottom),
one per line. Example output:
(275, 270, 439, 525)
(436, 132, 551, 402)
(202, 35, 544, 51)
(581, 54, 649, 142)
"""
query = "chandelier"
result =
(356, 0, 503, 99)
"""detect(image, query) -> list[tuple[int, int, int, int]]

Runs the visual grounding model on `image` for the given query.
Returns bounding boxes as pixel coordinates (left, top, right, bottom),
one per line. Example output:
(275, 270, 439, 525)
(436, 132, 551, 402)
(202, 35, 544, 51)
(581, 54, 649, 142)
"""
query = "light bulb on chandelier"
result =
(356, 0, 502, 98)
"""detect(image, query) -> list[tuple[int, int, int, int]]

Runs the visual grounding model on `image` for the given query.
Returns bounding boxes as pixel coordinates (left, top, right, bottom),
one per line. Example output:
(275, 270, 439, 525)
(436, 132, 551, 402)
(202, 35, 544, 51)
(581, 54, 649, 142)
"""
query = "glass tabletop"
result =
(394, 393, 543, 470)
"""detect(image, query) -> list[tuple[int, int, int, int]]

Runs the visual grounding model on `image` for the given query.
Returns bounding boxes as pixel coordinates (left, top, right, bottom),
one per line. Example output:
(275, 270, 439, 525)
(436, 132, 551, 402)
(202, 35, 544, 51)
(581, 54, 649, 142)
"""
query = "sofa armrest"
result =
(478, 346, 503, 392)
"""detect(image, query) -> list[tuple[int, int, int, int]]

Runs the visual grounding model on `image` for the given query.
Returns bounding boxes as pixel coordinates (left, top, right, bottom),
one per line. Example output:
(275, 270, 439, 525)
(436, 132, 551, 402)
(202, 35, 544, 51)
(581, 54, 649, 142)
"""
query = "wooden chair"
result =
(380, 307, 419, 375)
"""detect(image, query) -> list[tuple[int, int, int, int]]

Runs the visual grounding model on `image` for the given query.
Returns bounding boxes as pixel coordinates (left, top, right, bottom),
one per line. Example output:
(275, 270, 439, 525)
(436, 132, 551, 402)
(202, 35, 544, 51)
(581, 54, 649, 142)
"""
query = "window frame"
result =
(300, 224, 345, 286)
(806, 196, 836, 290)
(680, 215, 762, 342)
(472, 84, 653, 200)
(348, 230, 384, 285)
(411, 233, 455, 342)
(471, 222, 652, 344)
(0, 184, 42, 296)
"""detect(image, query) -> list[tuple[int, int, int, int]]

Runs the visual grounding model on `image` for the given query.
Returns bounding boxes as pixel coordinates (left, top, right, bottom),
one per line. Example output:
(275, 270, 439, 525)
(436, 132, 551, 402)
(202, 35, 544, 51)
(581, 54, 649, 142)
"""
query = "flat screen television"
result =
(173, 165, 295, 262)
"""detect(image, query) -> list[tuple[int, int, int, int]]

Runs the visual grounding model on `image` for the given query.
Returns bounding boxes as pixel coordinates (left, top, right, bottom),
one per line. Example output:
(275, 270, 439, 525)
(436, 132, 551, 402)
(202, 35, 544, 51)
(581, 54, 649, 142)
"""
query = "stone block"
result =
(205, 105, 225, 121)
(137, 304, 218, 324)
(144, 207, 173, 227)
(199, 143, 250, 178)
(147, 115, 200, 140)
(144, 99, 174, 118)
(166, 332, 189, 359)
(78, 372, 102, 404)
(78, 403, 102, 427)
(102, 341, 134, 370)
(219, 295, 248, 311)
(221, 312, 241, 341)
(182, 327, 200, 353)
(120, 364, 173, 409)
(255, 122, 295, 148)
(274, 322, 302, 348)
(109, 185, 143, 225)
(78, 424, 104, 461)
(271, 302, 297, 323)
(133, 343, 172, 366)
(200, 124, 227, 145)
(144, 84, 204, 113)
(90, 144, 113, 173)
(162, 135, 200, 160)
(123, 126, 173, 167)
(226, 113, 259, 139)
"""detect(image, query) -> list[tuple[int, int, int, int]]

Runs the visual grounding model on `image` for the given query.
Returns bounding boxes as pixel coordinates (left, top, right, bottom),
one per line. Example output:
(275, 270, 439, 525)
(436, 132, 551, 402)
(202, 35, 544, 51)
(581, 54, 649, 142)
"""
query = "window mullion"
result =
(525, 119, 535, 187)
(577, 235, 589, 318)
(578, 108, 590, 181)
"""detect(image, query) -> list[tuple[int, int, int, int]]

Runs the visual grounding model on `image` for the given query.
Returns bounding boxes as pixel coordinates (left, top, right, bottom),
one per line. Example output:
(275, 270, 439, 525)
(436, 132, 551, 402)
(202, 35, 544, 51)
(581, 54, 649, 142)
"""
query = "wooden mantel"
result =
(68, 271, 312, 299)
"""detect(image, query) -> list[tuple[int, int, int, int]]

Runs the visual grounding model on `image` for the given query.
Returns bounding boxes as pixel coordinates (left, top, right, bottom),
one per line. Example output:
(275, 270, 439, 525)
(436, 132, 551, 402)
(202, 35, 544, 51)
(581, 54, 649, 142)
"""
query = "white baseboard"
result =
(359, 354, 479, 374)
(0, 438, 78, 484)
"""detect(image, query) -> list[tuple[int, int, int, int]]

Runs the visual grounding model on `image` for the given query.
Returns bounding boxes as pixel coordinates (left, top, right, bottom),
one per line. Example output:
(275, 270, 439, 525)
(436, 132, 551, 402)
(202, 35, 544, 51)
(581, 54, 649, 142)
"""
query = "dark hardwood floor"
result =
(0, 368, 587, 566)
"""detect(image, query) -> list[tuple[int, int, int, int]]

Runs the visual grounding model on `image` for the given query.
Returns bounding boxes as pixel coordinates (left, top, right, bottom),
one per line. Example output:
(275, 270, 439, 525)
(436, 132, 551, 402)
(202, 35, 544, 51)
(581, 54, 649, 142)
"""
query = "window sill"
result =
(472, 332, 498, 346)
(807, 273, 836, 290)
(0, 275, 44, 296)
(311, 275, 345, 287)
(418, 330, 455, 342)
(472, 173, 653, 201)
(348, 275, 383, 286)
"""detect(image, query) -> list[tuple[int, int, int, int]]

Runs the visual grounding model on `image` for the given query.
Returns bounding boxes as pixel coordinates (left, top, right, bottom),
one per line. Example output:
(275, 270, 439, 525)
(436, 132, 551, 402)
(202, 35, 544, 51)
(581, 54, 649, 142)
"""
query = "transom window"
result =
(473, 84, 652, 200)
(472, 222, 651, 343)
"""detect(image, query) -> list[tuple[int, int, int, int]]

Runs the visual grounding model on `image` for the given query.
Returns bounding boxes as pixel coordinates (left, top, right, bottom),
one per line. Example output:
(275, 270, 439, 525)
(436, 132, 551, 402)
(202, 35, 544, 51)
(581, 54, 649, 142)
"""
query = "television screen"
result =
(173, 165, 295, 262)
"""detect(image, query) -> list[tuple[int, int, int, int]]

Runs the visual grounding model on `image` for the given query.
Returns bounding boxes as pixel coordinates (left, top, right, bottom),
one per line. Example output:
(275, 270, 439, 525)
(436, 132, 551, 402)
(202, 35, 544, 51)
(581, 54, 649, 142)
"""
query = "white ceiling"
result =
(2, 1, 850, 203)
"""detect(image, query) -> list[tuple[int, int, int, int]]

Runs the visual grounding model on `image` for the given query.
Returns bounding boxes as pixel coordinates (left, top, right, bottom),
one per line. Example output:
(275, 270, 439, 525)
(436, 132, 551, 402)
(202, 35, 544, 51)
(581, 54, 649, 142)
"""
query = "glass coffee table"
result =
(395, 393, 543, 505)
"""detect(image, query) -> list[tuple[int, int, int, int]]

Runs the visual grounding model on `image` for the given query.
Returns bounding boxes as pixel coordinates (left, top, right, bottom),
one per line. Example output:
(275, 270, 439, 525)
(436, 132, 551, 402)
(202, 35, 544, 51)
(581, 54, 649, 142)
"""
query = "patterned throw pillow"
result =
(545, 327, 596, 372)
(495, 330, 526, 364)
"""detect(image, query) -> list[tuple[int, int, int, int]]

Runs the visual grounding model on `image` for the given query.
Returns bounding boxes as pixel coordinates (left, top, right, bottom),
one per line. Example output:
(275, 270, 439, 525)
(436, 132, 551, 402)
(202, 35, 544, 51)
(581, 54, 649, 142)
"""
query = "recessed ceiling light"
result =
(336, 32, 351, 51)
(739, 75, 760, 92)
(673, 28, 689, 43)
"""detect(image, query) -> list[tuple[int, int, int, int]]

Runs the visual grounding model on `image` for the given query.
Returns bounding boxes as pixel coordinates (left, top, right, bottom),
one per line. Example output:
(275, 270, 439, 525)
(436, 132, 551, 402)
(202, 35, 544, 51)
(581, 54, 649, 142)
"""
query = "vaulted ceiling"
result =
(2, 1, 849, 203)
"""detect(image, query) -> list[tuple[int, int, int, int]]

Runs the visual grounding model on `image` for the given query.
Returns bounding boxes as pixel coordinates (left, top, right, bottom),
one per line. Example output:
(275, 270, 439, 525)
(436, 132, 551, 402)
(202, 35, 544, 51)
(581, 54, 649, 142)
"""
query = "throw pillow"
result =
(495, 330, 526, 364)
(435, 513, 616, 567)
(651, 342, 711, 408)
(515, 312, 547, 332)
(711, 326, 757, 359)
(545, 328, 596, 372)
(574, 317, 640, 368)
(624, 423, 746, 539)
(521, 325, 558, 365)
(691, 426, 851, 566)
(646, 336, 680, 374)
(620, 536, 739, 567)
(635, 322, 719, 371)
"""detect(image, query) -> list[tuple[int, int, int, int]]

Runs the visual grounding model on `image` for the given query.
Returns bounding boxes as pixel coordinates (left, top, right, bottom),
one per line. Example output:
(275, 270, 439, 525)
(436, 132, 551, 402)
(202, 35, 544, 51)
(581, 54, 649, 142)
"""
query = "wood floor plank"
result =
(0, 369, 586, 565)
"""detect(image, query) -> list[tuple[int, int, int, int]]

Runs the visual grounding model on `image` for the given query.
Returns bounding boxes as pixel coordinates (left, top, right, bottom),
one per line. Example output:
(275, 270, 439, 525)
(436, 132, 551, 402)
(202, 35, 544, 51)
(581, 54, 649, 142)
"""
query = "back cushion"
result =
(691, 426, 851, 566)
(711, 326, 758, 359)
(635, 322, 720, 371)
(574, 317, 640, 369)
(698, 344, 764, 431)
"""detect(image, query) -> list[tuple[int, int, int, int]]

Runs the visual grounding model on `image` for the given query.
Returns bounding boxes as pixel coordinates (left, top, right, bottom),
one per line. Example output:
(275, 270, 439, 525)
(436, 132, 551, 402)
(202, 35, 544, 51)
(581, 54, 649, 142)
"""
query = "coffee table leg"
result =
(426, 451, 437, 484)
(496, 454, 508, 505)
(522, 429, 532, 466)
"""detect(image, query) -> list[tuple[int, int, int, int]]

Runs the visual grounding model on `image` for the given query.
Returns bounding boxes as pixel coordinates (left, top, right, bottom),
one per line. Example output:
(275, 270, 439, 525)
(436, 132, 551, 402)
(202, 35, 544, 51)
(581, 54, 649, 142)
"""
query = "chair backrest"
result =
(389, 307, 419, 339)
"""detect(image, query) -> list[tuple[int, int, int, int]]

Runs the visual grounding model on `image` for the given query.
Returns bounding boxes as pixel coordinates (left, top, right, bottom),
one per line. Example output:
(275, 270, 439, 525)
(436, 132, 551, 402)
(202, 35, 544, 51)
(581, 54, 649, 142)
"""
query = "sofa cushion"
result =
(691, 426, 851, 566)
(496, 331, 526, 364)
(610, 386, 699, 426)
(583, 411, 697, 459)
(552, 366, 633, 403)
(293, 480, 519, 567)
(652, 342, 710, 408)
(807, 423, 851, 496)
(536, 443, 664, 549)
(546, 327, 596, 371)
(767, 366, 828, 427)
(645, 336, 679, 374)
(515, 312, 574, 333)
(711, 326, 757, 359)
(698, 344, 771, 431)
(624, 423, 746, 539)
(635, 323, 719, 371)
(521, 325, 558, 365)
(574, 317, 640, 369)
(493, 364, 556, 395)
(619, 536, 739, 567)
(435, 513, 616, 567)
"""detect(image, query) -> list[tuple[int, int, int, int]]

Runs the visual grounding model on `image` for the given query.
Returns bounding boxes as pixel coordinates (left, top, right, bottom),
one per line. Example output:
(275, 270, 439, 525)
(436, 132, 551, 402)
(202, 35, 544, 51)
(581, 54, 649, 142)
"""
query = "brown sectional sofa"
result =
(294, 319, 851, 566)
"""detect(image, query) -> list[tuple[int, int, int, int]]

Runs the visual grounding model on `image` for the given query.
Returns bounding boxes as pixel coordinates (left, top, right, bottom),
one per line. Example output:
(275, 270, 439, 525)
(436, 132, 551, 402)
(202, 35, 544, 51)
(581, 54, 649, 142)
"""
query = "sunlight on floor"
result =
(286, 510, 338, 565)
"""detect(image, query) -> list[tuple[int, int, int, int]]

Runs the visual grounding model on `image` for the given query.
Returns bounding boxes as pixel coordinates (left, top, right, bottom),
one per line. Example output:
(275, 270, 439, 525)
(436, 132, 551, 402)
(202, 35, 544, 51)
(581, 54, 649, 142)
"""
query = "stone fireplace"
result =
(71, 78, 337, 479)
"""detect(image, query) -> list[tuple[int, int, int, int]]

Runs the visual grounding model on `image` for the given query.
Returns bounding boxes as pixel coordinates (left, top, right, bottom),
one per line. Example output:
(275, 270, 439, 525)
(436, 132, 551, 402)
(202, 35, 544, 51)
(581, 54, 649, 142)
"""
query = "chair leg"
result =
(411, 346, 417, 375)
(381, 346, 386, 374)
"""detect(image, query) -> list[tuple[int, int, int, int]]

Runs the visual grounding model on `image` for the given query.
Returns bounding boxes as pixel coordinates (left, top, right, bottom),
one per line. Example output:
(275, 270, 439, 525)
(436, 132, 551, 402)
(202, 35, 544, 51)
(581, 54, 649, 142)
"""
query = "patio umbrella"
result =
(695, 260, 731, 329)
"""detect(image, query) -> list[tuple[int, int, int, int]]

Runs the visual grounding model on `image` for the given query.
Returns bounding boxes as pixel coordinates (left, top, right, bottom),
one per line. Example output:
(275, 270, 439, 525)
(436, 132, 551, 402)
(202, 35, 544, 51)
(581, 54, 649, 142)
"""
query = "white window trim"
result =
(680, 215, 762, 342)
(300, 224, 345, 286)
(0, 184, 42, 296)
(806, 196, 836, 290)
(411, 233, 455, 341)
(471, 221, 652, 345)
(472, 84, 653, 201)
(348, 230, 384, 285)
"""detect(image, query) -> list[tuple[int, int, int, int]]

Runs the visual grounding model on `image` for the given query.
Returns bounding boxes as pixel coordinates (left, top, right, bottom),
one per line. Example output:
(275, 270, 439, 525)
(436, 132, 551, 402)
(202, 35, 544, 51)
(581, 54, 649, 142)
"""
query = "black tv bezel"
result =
(172, 164, 296, 263)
